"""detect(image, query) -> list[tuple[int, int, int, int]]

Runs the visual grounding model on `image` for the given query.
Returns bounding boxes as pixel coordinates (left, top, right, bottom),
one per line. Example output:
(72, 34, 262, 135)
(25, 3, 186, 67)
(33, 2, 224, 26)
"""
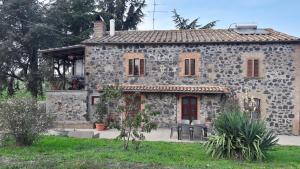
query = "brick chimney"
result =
(93, 15, 106, 38)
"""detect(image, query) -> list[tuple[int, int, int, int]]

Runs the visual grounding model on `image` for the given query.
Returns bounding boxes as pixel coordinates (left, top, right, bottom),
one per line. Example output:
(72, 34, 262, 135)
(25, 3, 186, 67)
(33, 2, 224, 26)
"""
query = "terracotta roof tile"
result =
(97, 84, 230, 94)
(83, 29, 299, 45)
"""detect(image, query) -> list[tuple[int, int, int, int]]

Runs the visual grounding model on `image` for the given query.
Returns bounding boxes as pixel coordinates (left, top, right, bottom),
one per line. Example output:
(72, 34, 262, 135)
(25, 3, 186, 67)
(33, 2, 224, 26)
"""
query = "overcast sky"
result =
(138, 0, 300, 37)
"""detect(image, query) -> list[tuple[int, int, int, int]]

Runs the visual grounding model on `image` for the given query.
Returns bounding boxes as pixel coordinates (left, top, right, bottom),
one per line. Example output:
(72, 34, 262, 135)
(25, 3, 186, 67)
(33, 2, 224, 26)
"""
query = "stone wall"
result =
(46, 91, 88, 122)
(144, 93, 177, 127)
(85, 43, 298, 134)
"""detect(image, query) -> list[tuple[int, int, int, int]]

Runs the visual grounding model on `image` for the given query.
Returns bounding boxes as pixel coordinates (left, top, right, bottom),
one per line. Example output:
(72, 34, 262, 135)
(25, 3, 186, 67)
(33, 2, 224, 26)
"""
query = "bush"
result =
(0, 98, 53, 146)
(102, 86, 159, 150)
(205, 111, 278, 161)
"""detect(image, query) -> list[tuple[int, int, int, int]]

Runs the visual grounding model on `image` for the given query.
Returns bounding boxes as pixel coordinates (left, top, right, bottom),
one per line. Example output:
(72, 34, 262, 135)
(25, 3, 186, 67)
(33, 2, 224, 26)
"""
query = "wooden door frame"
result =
(177, 94, 201, 123)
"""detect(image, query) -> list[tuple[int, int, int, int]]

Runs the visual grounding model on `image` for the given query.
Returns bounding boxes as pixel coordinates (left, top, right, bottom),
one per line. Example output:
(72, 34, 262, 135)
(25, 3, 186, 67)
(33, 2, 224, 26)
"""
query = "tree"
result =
(47, 0, 147, 46)
(46, 0, 97, 45)
(0, 0, 61, 98)
(98, 0, 146, 30)
(101, 86, 159, 150)
(0, 98, 54, 146)
(172, 9, 218, 29)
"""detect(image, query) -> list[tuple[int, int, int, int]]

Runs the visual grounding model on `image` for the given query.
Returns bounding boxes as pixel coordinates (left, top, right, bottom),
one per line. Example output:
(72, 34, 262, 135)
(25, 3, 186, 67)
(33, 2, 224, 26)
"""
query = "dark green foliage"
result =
(172, 9, 218, 29)
(95, 97, 108, 124)
(0, 0, 147, 99)
(99, 0, 146, 30)
(0, 98, 53, 146)
(46, 0, 97, 45)
(101, 86, 159, 150)
(205, 111, 278, 161)
(0, 0, 62, 98)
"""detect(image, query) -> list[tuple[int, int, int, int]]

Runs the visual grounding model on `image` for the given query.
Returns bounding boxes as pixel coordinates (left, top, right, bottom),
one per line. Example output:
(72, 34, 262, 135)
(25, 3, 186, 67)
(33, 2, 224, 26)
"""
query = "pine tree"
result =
(99, 0, 146, 30)
(172, 9, 218, 29)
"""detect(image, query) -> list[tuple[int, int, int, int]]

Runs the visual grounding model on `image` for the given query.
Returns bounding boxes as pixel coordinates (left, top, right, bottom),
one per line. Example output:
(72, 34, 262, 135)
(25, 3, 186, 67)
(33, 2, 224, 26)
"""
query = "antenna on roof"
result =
(147, 0, 168, 30)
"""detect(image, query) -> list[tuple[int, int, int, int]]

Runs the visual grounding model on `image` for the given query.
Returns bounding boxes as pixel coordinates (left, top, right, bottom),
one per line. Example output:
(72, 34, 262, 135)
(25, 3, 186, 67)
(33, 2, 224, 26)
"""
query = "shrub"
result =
(101, 86, 159, 150)
(0, 98, 53, 146)
(205, 111, 278, 161)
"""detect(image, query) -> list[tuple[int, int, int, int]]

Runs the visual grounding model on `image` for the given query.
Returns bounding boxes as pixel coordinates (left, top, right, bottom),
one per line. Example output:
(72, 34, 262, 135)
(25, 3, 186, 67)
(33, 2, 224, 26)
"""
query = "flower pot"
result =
(95, 123, 106, 131)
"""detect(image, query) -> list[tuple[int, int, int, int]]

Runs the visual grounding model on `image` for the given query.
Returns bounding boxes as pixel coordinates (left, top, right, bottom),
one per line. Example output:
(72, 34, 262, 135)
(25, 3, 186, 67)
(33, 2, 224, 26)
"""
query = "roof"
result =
(39, 45, 85, 59)
(97, 84, 230, 94)
(82, 28, 300, 45)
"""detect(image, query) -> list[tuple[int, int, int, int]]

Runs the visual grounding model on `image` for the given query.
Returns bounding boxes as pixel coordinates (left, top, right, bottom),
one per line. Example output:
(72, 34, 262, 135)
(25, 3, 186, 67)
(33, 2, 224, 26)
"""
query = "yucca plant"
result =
(205, 111, 278, 161)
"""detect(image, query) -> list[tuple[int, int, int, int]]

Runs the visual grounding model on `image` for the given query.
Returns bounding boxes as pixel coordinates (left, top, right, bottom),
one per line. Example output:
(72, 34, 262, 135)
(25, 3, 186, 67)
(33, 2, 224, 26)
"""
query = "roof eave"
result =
(81, 40, 300, 46)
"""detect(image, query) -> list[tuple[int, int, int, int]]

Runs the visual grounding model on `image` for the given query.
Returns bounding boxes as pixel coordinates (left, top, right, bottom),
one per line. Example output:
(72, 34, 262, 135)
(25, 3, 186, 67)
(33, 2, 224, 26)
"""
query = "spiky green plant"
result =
(205, 111, 278, 161)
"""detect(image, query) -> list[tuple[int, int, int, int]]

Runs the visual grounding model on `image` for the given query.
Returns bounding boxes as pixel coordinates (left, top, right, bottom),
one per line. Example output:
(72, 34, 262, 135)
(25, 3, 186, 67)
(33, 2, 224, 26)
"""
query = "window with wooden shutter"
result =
(247, 59, 253, 77)
(140, 59, 145, 75)
(247, 59, 260, 77)
(184, 59, 196, 76)
(190, 59, 195, 75)
(184, 59, 190, 75)
(124, 53, 145, 77)
(128, 58, 145, 76)
(133, 59, 140, 75)
(128, 59, 133, 75)
(253, 59, 259, 77)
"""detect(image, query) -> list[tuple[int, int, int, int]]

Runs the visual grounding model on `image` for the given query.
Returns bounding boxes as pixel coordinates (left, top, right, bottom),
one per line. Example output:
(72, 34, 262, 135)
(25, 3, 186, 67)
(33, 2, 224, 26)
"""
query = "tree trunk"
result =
(28, 50, 39, 100)
(7, 77, 14, 96)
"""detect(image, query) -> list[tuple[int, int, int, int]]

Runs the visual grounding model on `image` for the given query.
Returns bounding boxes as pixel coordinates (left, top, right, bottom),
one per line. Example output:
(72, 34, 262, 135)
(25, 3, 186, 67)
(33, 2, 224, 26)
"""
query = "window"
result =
(247, 59, 259, 77)
(128, 58, 145, 76)
(91, 96, 100, 105)
(184, 59, 196, 76)
(74, 59, 84, 76)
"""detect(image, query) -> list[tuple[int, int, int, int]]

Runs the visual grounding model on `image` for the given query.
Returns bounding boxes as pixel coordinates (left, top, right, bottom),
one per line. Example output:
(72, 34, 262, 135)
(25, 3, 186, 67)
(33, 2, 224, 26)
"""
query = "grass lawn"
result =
(0, 136, 300, 169)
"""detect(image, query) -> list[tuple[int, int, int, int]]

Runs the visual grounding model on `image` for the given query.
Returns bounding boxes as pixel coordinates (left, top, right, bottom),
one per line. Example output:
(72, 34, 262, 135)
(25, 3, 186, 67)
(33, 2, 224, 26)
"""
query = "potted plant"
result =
(95, 98, 108, 131)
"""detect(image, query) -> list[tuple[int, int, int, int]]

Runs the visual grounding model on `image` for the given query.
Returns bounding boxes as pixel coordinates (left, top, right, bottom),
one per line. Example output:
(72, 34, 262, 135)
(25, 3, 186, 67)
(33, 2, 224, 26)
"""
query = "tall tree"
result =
(172, 9, 218, 29)
(46, 0, 98, 45)
(46, 0, 146, 45)
(99, 0, 146, 30)
(0, 0, 61, 98)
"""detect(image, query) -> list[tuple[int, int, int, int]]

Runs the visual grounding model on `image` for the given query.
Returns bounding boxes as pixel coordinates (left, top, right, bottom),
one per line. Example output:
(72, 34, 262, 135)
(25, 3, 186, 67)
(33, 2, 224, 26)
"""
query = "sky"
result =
(138, 0, 300, 37)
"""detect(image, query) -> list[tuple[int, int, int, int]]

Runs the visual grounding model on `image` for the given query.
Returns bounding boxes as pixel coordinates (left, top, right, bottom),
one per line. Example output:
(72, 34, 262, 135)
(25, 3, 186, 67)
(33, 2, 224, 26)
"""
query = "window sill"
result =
(244, 77, 264, 80)
(127, 75, 144, 77)
(182, 75, 198, 78)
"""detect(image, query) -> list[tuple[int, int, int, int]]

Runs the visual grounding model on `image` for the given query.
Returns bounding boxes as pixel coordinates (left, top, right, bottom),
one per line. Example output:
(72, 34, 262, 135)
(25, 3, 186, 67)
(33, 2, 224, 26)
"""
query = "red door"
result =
(182, 96, 197, 120)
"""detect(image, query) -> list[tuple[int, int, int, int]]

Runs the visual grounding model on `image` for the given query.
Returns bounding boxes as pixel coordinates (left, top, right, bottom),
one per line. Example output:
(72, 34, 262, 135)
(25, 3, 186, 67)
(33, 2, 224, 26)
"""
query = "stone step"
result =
(53, 121, 93, 129)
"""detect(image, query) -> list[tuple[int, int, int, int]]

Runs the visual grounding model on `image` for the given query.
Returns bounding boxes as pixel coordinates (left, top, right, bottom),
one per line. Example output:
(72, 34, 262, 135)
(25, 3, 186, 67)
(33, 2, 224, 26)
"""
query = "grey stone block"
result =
(67, 131, 95, 138)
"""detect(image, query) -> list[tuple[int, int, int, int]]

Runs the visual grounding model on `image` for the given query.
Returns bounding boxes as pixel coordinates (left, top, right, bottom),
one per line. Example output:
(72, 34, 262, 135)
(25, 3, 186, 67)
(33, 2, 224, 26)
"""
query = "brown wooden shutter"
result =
(247, 59, 253, 77)
(134, 59, 139, 75)
(253, 59, 259, 77)
(128, 59, 133, 75)
(190, 59, 195, 75)
(140, 59, 145, 76)
(184, 59, 190, 75)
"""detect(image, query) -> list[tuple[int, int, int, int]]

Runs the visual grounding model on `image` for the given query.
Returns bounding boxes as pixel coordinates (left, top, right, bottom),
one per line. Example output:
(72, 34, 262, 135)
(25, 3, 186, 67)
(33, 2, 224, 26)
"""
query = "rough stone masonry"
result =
(85, 43, 300, 135)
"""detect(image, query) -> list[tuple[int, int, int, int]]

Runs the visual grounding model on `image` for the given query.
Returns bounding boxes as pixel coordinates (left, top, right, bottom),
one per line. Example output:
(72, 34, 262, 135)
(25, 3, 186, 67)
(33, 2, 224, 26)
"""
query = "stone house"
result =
(40, 18, 300, 135)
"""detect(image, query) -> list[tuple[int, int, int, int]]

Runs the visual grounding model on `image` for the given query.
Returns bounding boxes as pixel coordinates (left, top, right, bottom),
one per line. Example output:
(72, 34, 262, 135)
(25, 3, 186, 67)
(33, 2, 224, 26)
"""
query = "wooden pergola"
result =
(39, 45, 85, 90)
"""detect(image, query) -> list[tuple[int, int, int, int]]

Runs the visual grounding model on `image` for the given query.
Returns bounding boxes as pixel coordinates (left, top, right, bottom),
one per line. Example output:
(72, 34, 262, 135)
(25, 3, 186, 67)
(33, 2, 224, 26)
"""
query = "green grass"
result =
(0, 136, 300, 169)
(0, 89, 46, 101)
